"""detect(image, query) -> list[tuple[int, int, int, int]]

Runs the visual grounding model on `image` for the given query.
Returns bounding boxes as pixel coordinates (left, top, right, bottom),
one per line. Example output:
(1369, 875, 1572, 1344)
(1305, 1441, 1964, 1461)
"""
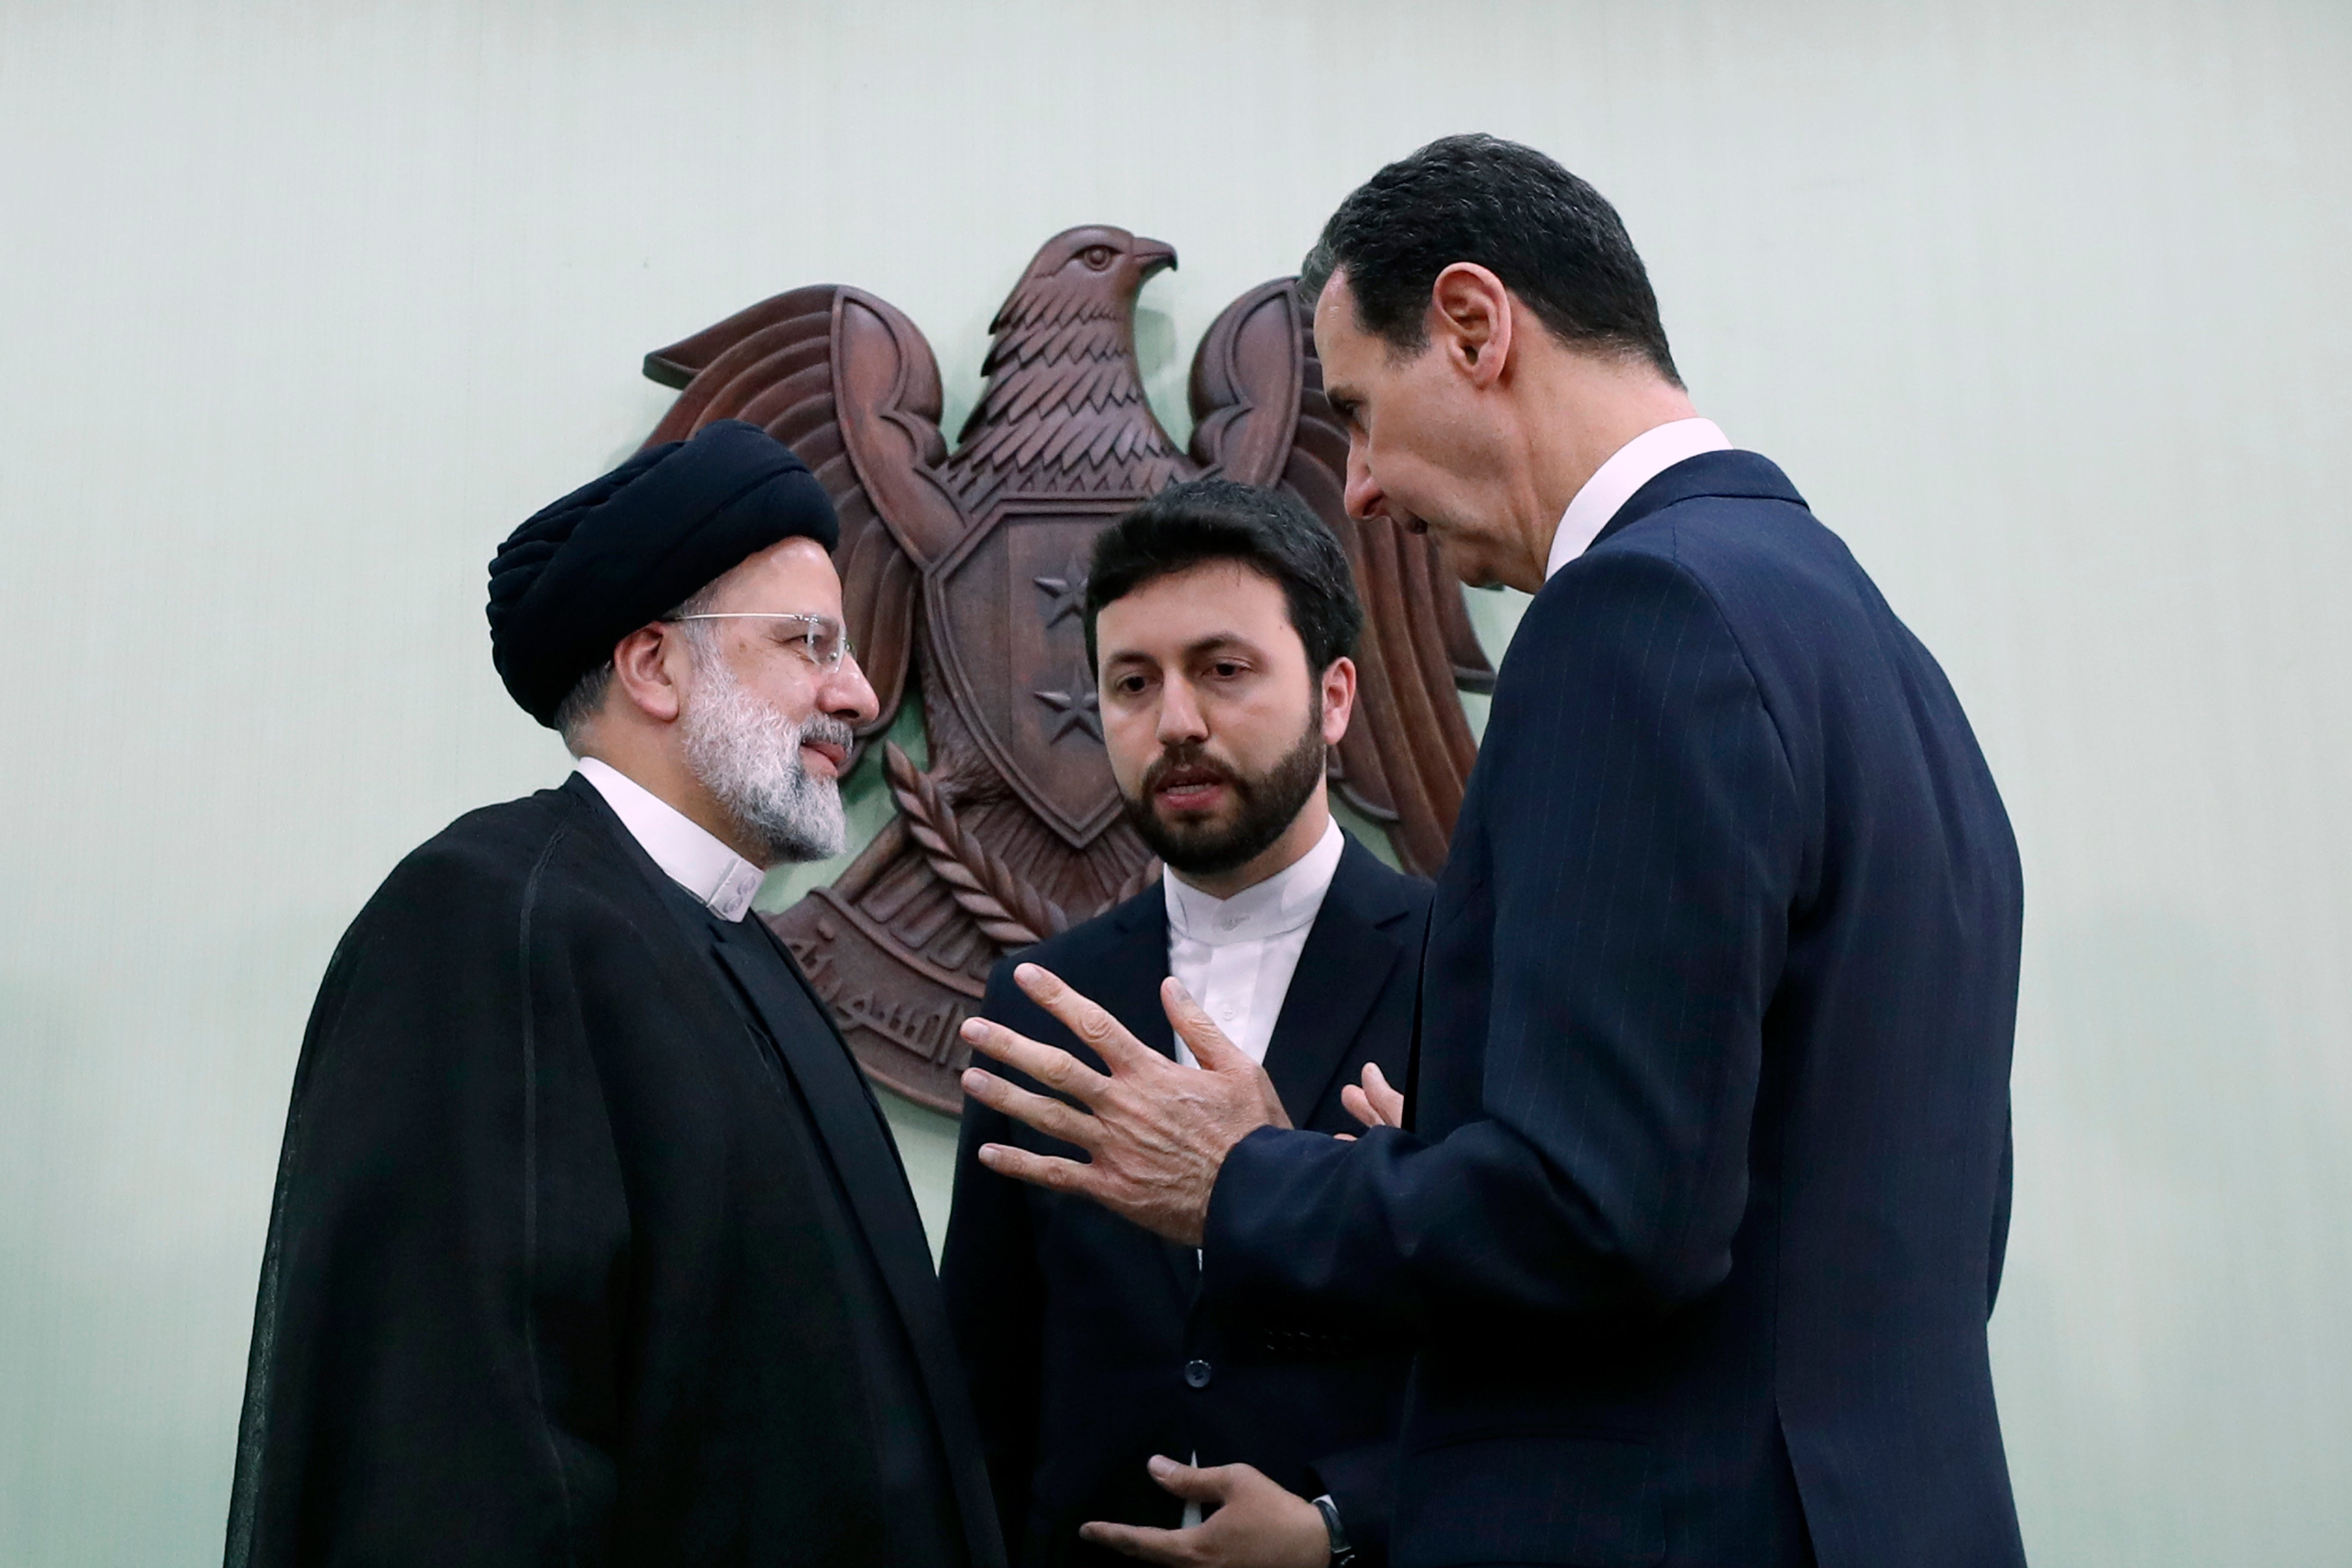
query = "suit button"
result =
(1184, 1358, 1213, 1389)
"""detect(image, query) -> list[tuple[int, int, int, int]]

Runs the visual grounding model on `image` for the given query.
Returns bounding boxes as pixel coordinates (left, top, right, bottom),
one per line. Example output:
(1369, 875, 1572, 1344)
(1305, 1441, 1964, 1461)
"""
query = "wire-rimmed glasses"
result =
(664, 612, 854, 673)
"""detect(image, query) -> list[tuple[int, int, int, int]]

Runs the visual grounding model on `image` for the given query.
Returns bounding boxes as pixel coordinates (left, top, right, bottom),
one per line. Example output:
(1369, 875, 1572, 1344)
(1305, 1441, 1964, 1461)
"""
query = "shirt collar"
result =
(1545, 417, 1733, 579)
(575, 756, 767, 922)
(1164, 818, 1345, 946)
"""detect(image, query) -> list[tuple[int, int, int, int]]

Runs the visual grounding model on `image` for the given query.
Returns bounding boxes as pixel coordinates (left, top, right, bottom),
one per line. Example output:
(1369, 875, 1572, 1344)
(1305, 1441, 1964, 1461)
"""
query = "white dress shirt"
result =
(1545, 416, 1733, 579)
(1162, 817, 1346, 1069)
(1164, 816, 1346, 1525)
(576, 756, 767, 921)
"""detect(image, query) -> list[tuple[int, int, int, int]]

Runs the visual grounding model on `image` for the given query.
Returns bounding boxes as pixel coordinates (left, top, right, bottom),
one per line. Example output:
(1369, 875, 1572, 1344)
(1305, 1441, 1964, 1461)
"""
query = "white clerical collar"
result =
(1545, 417, 1733, 579)
(1164, 817, 1345, 946)
(575, 756, 767, 922)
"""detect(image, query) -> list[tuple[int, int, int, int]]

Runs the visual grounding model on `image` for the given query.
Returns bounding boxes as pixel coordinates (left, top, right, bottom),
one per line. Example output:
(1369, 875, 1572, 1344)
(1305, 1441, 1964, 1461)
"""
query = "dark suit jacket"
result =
(941, 834, 1426, 1567)
(227, 774, 1004, 1568)
(1204, 453, 2026, 1568)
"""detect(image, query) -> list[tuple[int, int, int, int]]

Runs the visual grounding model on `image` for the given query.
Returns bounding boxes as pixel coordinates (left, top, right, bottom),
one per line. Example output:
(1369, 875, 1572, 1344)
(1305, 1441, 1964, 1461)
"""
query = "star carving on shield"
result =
(1032, 664, 1102, 744)
(1033, 554, 1089, 625)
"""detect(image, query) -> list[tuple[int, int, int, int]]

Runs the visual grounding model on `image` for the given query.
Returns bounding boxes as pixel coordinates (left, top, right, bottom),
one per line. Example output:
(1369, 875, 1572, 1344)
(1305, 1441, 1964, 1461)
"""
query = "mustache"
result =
(795, 712, 856, 750)
(1139, 744, 1242, 795)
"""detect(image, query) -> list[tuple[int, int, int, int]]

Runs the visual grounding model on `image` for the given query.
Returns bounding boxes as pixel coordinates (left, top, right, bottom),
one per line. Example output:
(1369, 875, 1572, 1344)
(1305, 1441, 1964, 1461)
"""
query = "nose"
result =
(1156, 675, 1208, 747)
(1343, 439, 1385, 524)
(824, 649, 882, 730)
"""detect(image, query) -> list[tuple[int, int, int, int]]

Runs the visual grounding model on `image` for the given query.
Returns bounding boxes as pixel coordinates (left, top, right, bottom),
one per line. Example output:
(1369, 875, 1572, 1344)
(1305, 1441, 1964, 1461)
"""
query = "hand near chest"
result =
(960, 963, 1290, 1247)
(1081, 1457, 1331, 1568)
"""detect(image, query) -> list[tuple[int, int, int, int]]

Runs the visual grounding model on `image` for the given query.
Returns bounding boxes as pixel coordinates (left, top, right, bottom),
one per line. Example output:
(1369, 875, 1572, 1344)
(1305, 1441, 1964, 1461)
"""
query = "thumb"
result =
(1359, 1061, 1405, 1125)
(1146, 1454, 1231, 1504)
(1161, 977, 1251, 1075)
(1163, 978, 1292, 1130)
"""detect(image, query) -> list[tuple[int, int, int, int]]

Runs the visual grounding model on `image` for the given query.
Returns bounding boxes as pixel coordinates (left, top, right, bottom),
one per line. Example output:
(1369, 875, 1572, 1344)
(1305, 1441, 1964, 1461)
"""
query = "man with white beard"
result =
(225, 421, 1007, 1568)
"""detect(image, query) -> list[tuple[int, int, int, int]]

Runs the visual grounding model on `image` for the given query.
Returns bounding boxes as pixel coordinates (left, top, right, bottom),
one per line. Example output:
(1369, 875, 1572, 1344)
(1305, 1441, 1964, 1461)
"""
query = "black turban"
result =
(486, 420, 840, 727)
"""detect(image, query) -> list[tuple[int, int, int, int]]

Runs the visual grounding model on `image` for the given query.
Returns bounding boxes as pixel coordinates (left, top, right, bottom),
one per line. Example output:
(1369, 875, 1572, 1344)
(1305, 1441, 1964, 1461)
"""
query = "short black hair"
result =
(1084, 478, 1362, 674)
(1300, 133, 1680, 385)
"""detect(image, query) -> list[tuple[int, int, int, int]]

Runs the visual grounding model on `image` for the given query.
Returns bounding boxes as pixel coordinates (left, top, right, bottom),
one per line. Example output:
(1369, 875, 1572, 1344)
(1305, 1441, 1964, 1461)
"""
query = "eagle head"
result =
(993, 225, 1177, 334)
(952, 225, 1189, 497)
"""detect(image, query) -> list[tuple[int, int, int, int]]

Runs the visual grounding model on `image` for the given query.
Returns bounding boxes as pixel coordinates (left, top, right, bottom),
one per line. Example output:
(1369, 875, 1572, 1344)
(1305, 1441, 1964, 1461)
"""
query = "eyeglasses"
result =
(664, 612, 854, 673)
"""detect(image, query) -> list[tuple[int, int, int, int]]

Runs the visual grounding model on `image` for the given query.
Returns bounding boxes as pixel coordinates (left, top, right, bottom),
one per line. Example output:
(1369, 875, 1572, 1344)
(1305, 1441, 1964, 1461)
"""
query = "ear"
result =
(1428, 262, 1513, 389)
(1319, 655, 1358, 746)
(610, 622, 692, 724)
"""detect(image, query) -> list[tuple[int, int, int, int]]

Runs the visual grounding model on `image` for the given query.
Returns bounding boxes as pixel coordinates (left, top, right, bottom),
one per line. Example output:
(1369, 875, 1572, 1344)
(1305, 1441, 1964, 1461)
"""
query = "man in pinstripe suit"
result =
(961, 134, 2026, 1568)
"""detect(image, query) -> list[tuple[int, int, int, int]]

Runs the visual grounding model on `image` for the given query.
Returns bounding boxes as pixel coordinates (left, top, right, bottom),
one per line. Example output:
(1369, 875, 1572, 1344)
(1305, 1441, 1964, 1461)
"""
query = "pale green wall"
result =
(3, 2, 2347, 1562)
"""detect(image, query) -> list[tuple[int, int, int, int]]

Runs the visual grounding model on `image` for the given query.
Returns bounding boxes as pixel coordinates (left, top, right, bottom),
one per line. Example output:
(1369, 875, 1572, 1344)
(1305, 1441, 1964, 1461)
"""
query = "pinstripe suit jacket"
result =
(1202, 451, 2026, 1568)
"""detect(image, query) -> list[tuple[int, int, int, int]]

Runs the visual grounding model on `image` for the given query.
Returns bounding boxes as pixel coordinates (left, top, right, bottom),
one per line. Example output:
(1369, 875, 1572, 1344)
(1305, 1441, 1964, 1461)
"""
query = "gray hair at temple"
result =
(551, 580, 719, 754)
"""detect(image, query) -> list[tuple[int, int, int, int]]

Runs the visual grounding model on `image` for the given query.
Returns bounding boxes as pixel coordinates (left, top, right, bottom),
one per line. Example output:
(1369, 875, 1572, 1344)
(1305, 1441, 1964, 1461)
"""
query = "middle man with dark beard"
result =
(941, 480, 1423, 1568)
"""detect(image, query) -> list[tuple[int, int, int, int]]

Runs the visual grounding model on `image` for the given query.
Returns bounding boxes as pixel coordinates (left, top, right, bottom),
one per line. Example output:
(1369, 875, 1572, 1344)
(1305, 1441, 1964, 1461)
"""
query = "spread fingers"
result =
(960, 1015, 1112, 1103)
(961, 1065, 1101, 1150)
(1011, 963, 1158, 1072)
(973, 1141, 1102, 1198)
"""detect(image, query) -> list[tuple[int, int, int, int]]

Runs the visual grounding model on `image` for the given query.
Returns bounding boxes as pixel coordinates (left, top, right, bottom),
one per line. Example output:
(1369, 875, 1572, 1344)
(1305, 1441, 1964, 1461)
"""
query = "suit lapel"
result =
(1079, 890, 1203, 1301)
(1087, 888, 1177, 1065)
(1262, 839, 1413, 1125)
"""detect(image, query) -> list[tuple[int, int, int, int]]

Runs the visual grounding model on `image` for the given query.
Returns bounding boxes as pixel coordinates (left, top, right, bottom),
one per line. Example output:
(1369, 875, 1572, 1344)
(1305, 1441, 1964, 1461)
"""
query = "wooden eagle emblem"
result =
(639, 226, 1493, 1111)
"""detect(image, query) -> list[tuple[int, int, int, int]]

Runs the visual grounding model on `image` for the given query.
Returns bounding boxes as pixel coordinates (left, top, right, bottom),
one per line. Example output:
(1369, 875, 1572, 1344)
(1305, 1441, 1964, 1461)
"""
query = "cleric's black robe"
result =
(225, 775, 1004, 1568)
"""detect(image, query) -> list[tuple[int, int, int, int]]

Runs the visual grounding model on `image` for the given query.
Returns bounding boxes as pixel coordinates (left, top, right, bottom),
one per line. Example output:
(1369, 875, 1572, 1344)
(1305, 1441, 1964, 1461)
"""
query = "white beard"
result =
(679, 644, 851, 866)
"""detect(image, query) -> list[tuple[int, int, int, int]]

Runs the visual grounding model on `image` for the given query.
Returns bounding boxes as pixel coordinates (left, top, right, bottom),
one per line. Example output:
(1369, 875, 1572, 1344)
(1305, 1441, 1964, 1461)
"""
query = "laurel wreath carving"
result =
(884, 743, 1071, 949)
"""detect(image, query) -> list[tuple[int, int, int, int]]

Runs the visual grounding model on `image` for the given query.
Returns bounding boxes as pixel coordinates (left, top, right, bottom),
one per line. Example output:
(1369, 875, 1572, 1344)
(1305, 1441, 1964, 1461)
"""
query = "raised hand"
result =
(959, 963, 1289, 1246)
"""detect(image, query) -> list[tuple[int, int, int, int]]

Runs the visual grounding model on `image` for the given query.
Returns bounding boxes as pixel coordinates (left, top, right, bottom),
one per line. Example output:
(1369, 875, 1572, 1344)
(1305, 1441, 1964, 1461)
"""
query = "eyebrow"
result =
(1101, 631, 1257, 667)
(1182, 632, 1253, 659)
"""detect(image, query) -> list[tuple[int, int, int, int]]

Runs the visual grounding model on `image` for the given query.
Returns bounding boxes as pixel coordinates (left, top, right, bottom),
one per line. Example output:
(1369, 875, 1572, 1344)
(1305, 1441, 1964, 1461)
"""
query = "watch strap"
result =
(1311, 1493, 1357, 1567)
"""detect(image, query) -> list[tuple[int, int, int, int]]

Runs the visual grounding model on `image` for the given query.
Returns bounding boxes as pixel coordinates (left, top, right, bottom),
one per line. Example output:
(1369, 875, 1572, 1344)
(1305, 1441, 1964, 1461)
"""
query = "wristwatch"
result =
(1310, 1494, 1358, 1568)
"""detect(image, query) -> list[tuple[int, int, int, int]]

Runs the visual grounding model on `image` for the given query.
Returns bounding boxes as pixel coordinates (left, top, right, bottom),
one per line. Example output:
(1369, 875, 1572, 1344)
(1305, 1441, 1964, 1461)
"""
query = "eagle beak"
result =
(1133, 239, 1177, 277)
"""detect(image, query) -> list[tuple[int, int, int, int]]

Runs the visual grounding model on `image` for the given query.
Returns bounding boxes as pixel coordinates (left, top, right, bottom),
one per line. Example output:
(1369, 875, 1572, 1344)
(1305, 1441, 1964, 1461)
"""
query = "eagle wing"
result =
(1188, 279, 1496, 877)
(643, 285, 970, 760)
